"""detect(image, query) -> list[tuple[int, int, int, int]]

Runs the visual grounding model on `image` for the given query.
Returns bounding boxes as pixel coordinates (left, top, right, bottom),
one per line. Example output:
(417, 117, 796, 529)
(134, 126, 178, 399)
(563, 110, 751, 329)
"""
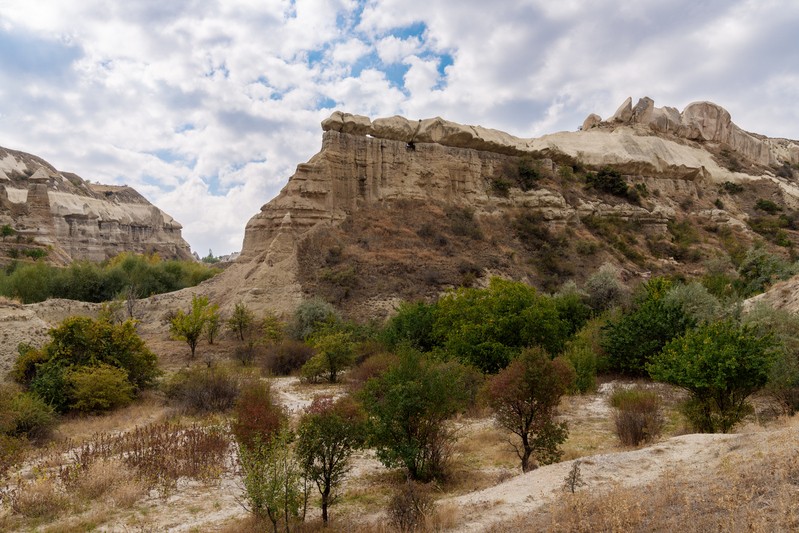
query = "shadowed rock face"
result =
(0, 147, 192, 263)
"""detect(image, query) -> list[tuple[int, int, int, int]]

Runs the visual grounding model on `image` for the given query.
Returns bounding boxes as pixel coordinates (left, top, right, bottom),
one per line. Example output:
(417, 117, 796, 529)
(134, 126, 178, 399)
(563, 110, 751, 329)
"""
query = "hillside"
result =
(206, 97, 799, 319)
(0, 146, 192, 264)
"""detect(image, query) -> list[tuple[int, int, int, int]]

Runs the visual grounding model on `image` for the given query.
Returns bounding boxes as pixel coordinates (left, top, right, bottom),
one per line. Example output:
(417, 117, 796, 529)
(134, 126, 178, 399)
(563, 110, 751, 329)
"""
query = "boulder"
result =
(581, 113, 602, 130)
(610, 97, 633, 123)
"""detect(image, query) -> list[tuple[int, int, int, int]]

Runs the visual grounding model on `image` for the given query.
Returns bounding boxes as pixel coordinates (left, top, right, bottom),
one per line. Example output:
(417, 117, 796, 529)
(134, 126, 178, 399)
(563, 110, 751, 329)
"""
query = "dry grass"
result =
(486, 425, 799, 532)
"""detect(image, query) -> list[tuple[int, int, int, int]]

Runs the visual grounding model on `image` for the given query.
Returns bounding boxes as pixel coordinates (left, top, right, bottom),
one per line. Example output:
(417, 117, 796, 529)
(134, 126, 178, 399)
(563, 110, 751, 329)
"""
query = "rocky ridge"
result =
(0, 147, 192, 263)
(215, 98, 799, 317)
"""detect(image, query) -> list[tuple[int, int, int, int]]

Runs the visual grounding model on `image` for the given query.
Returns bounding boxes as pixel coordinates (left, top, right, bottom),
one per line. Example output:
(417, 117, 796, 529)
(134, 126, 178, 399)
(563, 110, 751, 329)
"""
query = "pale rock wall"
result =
(0, 147, 192, 263)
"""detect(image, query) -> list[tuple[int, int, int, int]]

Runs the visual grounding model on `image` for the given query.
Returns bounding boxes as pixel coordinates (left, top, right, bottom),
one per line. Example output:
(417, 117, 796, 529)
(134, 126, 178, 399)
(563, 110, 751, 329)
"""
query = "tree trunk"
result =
(321, 486, 330, 524)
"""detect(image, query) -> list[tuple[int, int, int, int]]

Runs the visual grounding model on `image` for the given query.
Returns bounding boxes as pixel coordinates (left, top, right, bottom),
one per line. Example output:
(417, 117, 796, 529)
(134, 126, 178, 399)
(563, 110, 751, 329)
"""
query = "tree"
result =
(233, 381, 301, 533)
(359, 350, 470, 481)
(648, 320, 776, 433)
(602, 282, 696, 375)
(433, 278, 572, 373)
(381, 300, 439, 352)
(302, 330, 355, 383)
(170, 295, 212, 358)
(296, 396, 367, 524)
(288, 298, 339, 341)
(485, 348, 574, 472)
(204, 302, 221, 345)
(227, 302, 255, 342)
(238, 428, 303, 533)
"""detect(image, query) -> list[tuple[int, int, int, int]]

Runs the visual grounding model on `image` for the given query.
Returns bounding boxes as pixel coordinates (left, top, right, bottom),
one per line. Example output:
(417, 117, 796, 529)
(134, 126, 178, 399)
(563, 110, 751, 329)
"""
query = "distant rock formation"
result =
(0, 147, 192, 263)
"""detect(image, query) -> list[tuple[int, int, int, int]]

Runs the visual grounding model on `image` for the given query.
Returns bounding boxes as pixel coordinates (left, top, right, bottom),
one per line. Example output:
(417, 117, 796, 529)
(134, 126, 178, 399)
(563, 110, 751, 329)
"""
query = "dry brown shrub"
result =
(10, 476, 69, 520)
(610, 388, 664, 446)
(65, 421, 232, 493)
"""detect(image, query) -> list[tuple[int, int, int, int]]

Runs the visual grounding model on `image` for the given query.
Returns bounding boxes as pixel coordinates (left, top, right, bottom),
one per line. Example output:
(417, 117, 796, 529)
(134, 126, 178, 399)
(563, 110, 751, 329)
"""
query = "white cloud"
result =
(0, 0, 797, 256)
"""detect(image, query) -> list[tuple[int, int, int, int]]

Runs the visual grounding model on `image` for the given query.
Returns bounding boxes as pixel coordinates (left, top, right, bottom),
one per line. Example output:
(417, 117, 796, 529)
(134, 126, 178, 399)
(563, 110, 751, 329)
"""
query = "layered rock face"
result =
(228, 99, 799, 316)
(0, 147, 192, 263)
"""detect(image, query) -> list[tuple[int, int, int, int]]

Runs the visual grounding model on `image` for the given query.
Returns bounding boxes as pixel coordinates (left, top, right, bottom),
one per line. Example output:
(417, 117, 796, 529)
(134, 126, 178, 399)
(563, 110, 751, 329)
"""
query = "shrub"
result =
(609, 388, 663, 446)
(485, 347, 574, 472)
(287, 298, 339, 340)
(360, 350, 470, 481)
(264, 339, 315, 375)
(560, 339, 598, 393)
(586, 166, 630, 198)
(348, 352, 399, 391)
(446, 206, 483, 240)
(67, 364, 134, 413)
(736, 245, 798, 296)
(9, 475, 67, 520)
(721, 181, 744, 194)
(237, 428, 303, 532)
(164, 365, 242, 414)
(649, 320, 776, 433)
(755, 198, 781, 214)
(17, 316, 158, 414)
(9, 392, 56, 439)
(584, 263, 628, 312)
(232, 381, 286, 451)
(388, 479, 434, 533)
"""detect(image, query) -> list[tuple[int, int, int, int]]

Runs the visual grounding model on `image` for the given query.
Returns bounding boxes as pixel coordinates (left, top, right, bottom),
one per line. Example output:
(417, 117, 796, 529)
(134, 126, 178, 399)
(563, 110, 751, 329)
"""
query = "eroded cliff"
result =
(221, 98, 799, 318)
(0, 147, 192, 263)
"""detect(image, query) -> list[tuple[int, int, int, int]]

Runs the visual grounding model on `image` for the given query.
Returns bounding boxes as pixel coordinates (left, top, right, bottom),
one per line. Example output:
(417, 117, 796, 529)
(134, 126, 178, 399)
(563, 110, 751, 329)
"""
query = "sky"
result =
(1, 0, 798, 256)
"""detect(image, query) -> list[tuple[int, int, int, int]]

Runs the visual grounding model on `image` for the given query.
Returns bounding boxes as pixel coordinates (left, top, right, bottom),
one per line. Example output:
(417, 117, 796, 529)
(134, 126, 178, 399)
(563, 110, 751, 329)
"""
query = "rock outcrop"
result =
(0, 147, 192, 263)
(216, 99, 799, 317)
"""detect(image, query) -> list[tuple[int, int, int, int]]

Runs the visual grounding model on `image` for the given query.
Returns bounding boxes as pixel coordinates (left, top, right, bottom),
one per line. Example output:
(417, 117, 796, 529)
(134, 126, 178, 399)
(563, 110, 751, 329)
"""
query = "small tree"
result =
(170, 295, 211, 359)
(233, 381, 302, 533)
(302, 330, 355, 383)
(360, 350, 469, 481)
(262, 311, 284, 345)
(648, 320, 776, 433)
(485, 347, 574, 472)
(204, 302, 221, 345)
(228, 302, 256, 342)
(238, 428, 303, 533)
(296, 396, 367, 524)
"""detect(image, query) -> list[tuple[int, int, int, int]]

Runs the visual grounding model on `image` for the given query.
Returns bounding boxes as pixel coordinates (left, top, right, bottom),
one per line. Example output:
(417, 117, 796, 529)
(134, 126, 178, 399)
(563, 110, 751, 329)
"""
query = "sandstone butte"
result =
(189, 96, 799, 318)
(0, 147, 192, 263)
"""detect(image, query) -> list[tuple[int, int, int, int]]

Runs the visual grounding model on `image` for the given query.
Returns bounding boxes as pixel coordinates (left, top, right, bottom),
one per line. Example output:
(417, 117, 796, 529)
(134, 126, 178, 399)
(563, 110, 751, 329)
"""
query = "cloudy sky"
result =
(1, 1, 797, 256)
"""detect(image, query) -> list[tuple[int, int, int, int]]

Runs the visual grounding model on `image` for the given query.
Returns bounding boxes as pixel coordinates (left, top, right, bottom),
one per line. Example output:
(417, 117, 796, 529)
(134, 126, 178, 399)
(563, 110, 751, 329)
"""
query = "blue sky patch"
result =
(0, 26, 82, 79)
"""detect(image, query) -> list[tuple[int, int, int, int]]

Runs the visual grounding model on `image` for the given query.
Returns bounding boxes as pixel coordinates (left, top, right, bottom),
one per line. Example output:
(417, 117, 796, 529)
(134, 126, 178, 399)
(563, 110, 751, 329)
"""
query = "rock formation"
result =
(219, 98, 799, 318)
(0, 147, 192, 263)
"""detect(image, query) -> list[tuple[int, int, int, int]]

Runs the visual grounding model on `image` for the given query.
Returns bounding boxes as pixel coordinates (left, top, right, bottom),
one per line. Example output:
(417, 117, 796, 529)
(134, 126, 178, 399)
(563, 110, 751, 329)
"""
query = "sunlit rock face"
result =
(0, 147, 192, 263)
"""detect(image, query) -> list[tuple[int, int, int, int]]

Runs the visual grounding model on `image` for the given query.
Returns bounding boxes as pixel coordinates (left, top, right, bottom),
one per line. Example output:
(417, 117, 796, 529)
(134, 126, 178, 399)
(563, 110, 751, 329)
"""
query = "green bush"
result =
(586, 166, 630, 198)
(755, 198, 781, 214)
(287, 298, 340, 340)
(16, 315, 158, 414)
(381, 300, 438, 352)
(649, 320, 776, 433)
(67, 364, 134, 413)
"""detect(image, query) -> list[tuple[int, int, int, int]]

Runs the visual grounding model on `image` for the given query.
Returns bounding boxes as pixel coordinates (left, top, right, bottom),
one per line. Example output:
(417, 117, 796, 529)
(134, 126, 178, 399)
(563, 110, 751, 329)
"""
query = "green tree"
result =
(67, 363, 134, 413)
(359, 350, 470, 481)
(302, 330, 355, 383)
(204, 302, 221, 345)
(381, 300, 438, 352)
(433, 278, 572, 373)
(602, 281, 696, 375)
(648, 320, 776, 433)
(238, 428, 303, 533)
(170, 295, 212, 359)
(485, 348, 574, 472)
(296, 396, 367, 524)
(262, 311, 284, 345)
(227, 302, 256, 342)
